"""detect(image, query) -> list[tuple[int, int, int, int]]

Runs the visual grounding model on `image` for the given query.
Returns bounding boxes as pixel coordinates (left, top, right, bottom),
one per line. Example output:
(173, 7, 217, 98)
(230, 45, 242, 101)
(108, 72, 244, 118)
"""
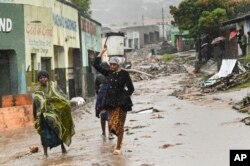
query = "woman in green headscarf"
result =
(33, 70, 75, 157)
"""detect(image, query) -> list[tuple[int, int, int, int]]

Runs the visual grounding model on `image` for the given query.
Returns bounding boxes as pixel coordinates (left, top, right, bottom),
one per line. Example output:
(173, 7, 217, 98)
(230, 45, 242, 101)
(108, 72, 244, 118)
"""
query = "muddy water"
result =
(1, 73, 250, 166)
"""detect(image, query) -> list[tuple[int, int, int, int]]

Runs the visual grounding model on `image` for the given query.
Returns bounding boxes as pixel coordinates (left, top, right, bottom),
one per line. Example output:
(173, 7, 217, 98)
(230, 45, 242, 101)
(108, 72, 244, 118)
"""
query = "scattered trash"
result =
(160, 144, 174, 149)
(202, 59, 249, 93)
(233, 94, 250, 113)
(134, 107, 161, 114)
(174, 122, 189, 126)
(150, 114, 164, 119)
(126, 44, 188, 82)
(241, 116, 250, 125)
(70, 97, 86, 111)
(126, 132, 135, 135)
(140, 164, 155, 166)
(131, 125, 147, 129)
(160, 143, 182, 149)
(29, 146, 39, 153)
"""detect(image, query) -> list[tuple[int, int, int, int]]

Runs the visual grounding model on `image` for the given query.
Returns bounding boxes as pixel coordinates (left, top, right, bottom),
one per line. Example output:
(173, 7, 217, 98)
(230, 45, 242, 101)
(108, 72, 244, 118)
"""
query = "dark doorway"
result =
(73, 49, 82, 97)
(0, 50, 18, 107)
(144, 34, 149, 45)
(68, 70, 75, 99)
(86, 50, 96, 97)
(41, 57, 51, 73)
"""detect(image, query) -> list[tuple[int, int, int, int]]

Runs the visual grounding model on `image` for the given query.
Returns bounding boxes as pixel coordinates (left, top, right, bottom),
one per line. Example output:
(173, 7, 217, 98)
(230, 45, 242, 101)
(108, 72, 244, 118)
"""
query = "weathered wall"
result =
(0, 105, 33, 132)
(24, 5, 54, 92)
(0, 4, 25, 97)
(53, 1, 80, 96)
(121, 25, 159, 48)
(80, 16, 102, 97)
(81, 16, 102, 67)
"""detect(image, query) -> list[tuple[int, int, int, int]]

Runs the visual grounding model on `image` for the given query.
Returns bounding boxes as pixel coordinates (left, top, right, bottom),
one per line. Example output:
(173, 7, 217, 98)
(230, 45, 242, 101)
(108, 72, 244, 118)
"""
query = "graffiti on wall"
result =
(53, 14, 77, 32)
(81, 17, 96, 35)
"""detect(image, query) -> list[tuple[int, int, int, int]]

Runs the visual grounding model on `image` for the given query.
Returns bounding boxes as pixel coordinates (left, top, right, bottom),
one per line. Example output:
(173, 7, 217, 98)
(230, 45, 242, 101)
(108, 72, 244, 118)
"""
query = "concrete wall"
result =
(0, 1, 101, 99)
(121, 25, 159, 48)
(52, 1, 80, 96)
(81, 16, 102, 67)
(0, 0, 53, 8)
(236, 19, 250, 56)
(0, 105, 33, 132)
(125, 31, 140, 49)
(1, 0, 80, 97)
(0, 4, 25, 97)
(24, 5, 54, 91)
(80, 16, 102, 97)
(53, 1, 80, 48)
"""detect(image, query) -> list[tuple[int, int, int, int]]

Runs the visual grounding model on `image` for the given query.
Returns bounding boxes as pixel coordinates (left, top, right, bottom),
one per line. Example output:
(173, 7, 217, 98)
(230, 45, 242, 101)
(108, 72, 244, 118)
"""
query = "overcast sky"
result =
(90, 0, 182, 26)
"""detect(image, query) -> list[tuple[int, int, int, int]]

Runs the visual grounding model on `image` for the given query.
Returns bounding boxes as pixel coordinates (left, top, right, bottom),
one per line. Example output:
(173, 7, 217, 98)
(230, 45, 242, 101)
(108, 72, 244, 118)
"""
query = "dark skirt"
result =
(108, 107, 127, 136)
(40, 114, 62, 148)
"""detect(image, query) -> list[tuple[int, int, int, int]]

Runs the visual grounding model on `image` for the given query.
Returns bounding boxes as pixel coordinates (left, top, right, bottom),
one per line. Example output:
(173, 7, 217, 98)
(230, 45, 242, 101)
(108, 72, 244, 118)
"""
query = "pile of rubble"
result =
(233, 94, 250, 125)
(233, 94, 250, 113)
(201, 71, 250, 93)
(126, 44, 188, 82)
(201, 59, 249, 93)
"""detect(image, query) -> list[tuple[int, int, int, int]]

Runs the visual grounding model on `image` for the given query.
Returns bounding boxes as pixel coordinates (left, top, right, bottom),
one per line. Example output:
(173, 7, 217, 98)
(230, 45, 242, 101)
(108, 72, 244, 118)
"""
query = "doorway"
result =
(0, 50, 17, 107)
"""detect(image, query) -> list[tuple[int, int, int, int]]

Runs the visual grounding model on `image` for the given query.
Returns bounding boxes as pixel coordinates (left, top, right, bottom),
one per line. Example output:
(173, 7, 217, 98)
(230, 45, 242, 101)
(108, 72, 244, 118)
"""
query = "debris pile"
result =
(126, 44, 188, 82)
(202, 72, 250, 93)
(157, 41, 177, 54)
(201, 59, 249, 93)
(233, 94, 250, 113)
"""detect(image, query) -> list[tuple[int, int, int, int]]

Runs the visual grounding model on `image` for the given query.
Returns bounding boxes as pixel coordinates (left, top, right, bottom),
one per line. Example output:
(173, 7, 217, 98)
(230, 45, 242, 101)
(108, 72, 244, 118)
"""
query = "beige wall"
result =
(0, 0, 53, 8)
(7, 0, 80, 70)
(53, 1, 80, 49)
(24, 5, 54, 71)
(68, 49, 74, 68)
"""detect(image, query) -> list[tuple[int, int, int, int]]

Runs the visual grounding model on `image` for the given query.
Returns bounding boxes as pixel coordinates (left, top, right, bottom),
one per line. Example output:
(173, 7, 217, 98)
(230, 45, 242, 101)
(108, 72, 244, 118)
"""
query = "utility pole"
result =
(162, 8, 165, 41)
(142, 15, 144, 26)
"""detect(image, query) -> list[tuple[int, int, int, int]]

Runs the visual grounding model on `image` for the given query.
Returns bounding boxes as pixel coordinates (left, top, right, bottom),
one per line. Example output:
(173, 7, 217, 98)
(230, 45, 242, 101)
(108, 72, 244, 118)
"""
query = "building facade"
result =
(80, 16, 102, 97)
(120, 25, 160, 49)
(223, 14, 250, 56)
(0, 0, 102, 106)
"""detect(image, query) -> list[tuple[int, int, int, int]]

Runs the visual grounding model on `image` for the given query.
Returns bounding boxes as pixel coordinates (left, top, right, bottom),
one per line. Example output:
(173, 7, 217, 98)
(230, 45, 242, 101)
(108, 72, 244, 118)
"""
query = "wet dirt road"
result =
(1, 73, 250, 166)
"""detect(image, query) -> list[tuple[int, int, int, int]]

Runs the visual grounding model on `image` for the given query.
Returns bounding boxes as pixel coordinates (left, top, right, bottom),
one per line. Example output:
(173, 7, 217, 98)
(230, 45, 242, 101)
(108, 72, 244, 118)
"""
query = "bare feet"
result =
(113, 149, 121, 155)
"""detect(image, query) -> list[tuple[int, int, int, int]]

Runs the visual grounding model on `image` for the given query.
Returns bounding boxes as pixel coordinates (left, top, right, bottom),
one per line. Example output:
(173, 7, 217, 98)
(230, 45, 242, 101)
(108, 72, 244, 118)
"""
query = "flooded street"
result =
(1, 73, 250, 166)
(1, 0, 250, 165)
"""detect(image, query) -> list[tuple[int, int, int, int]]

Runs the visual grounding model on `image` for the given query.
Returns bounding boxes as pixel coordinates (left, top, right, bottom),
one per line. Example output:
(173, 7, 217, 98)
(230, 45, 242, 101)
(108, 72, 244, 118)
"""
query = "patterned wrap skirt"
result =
(108, 107, 127, 136)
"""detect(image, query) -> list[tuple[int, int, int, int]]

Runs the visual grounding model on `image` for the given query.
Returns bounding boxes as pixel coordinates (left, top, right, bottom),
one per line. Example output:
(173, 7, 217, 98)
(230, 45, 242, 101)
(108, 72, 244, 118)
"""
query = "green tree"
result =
(169, 0, 240, 39)
(71, 0, 92, 16)
(230, 0, 250, 18)
(198, 8, 227, 35)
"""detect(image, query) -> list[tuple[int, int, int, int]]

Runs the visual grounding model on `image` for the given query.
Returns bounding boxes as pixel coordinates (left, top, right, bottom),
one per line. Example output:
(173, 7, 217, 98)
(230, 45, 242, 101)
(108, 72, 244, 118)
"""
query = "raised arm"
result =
(93, 48, 109, 76)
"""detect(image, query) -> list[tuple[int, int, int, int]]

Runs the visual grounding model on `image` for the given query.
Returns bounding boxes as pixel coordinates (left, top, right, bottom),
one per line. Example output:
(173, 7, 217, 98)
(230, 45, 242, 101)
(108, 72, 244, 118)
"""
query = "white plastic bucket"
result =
(105, 32, 124, 57)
